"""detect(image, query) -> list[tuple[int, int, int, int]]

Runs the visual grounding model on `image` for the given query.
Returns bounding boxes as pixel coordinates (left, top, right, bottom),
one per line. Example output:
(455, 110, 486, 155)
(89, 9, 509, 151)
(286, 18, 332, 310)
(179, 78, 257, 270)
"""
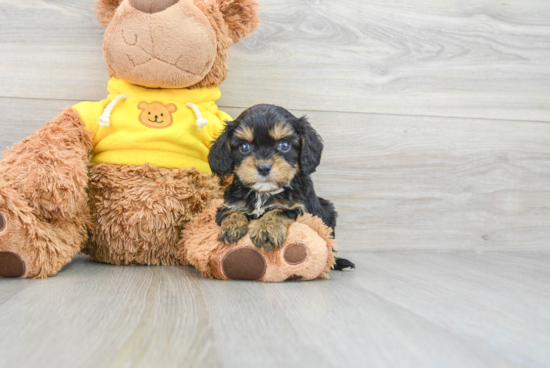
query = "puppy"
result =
(208, 104, 355, 270)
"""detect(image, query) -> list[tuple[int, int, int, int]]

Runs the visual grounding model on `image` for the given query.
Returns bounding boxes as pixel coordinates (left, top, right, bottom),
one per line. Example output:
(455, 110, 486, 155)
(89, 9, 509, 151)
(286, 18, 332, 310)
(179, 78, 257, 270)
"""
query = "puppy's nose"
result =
(257, 163, 272, 176)
(129, 0, 179, 14)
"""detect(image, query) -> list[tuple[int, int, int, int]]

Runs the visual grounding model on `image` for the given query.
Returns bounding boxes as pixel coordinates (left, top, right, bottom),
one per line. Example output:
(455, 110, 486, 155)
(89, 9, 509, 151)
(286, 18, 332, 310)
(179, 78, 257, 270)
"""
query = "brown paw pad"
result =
(283, 244, 309, 265)
(222, 247, 266, 281)
(0, 251, 26, 278)
(285, 275, 303, 281)
(0, 212, 6, 234)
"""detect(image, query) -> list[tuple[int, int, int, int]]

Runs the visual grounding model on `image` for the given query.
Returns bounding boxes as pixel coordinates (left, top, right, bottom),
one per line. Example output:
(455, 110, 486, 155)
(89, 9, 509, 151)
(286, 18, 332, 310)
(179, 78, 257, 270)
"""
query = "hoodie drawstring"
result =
(187, 102, 209, 131)
(98, 95, 130, 128)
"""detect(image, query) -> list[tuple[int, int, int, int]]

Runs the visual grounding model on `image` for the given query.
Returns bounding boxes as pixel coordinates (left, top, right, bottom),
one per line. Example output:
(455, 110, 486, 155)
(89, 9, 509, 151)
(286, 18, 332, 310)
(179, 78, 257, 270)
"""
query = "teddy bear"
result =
(0, 0, 338, 281)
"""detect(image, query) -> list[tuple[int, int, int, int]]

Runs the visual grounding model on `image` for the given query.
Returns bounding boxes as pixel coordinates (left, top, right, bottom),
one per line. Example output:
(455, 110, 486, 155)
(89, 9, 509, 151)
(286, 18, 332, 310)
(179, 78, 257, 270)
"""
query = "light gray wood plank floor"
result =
(0, 252, 548, 368)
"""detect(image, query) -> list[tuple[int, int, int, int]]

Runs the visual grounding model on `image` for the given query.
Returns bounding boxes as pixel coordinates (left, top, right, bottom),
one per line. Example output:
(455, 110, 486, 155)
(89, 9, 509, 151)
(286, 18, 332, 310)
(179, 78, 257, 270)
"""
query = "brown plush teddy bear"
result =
(0, 0, 336, 281)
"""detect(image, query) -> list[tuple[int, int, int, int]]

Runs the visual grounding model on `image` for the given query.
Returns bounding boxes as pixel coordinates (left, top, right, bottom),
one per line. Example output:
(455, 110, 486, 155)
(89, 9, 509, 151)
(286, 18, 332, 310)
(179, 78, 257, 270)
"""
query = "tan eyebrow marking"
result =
(235, 125, 254, 142)
(269, 122, 294, 141)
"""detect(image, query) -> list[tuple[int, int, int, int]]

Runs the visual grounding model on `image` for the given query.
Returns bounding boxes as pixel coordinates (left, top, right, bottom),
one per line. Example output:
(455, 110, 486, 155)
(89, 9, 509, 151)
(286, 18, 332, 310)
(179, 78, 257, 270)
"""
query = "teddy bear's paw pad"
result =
(285, 275, 303, 281)
(283, 244, 309, 266)
(222, 247, 266, 281)
(0, 212, 7, 235)
(0, 251, 26, 278)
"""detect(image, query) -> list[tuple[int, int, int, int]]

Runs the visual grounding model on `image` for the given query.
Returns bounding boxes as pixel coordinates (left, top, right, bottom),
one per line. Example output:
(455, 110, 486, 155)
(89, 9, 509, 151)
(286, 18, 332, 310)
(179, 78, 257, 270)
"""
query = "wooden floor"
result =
(1, 0, 549, 367)
(0, 252, 548, 368)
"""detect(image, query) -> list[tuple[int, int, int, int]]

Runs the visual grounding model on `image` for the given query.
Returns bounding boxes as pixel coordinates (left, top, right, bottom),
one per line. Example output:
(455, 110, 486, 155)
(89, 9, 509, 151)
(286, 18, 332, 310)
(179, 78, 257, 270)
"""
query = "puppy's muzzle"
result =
(257, 163, 272, 177)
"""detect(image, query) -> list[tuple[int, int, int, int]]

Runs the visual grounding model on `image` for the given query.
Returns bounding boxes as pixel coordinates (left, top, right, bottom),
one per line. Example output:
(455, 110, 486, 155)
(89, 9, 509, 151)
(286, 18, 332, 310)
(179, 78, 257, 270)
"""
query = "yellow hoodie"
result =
(73, 78, 231, 173)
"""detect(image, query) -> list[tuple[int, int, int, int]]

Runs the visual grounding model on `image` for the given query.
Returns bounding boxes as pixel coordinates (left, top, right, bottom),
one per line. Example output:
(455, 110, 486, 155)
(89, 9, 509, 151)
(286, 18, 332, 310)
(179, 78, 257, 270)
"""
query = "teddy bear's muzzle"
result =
(129, 0, 179, 14)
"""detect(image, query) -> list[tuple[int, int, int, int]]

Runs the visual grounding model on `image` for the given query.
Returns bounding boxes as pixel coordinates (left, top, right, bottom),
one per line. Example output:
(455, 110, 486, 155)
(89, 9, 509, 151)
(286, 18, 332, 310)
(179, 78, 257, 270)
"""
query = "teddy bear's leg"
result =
(0, 107, 93, 278)
(85, 163, 224, 265)
(179, 200, 337, 282)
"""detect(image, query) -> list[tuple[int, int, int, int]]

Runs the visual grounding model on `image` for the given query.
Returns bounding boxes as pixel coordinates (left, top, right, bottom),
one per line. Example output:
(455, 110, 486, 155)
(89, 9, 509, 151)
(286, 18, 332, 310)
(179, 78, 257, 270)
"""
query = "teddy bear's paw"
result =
(278, 244, 310, 281)
(0, 251, 26, 278)
(221, 247, 267, 281)
(250, 221, 288, 252)
(255, 222, 333, 282)
(185, 205, 334, 282)
(217, 243, 312, 282)
(264, 243, 312, 282)
(0, 212, 26, 278)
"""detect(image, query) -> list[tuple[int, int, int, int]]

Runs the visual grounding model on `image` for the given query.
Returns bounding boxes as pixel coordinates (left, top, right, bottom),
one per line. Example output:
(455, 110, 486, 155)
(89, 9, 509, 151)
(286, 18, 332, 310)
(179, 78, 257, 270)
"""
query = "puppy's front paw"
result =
(219, 225, 248, 245)
(250, 221, 288, 252)
(218, 212, 249, 244)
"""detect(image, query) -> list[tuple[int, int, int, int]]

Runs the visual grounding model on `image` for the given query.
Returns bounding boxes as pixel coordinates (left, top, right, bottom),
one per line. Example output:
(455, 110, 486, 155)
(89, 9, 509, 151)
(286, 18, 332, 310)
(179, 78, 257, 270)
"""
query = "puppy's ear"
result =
(295, 116, 324, 175)
(218, 0, 260, 43)
(209, 121, 238, 177)
(95, 0, 123, 28)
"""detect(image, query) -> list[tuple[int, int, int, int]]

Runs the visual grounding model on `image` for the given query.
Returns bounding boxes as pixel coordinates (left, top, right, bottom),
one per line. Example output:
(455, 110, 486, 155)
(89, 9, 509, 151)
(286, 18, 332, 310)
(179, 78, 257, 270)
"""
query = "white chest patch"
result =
(250, 194, 267, 217)
(246, 187, 287, 218)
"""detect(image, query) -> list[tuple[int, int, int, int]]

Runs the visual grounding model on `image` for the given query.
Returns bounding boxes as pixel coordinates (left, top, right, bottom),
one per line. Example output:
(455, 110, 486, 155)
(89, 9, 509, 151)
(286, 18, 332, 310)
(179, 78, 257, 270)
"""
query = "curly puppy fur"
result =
(248, 209, 295, 251)
(218, 211, 248, 244)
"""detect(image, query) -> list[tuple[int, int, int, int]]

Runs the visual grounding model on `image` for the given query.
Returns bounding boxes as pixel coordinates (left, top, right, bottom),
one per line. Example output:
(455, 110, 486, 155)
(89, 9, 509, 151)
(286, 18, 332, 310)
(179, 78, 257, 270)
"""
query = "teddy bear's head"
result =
(95, 0, 259, 89)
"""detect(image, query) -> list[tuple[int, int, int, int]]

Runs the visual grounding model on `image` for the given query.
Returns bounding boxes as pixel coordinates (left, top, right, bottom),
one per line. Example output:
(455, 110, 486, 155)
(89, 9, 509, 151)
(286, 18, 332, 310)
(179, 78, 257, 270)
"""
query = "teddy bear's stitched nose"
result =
(129, 0, 179, 14)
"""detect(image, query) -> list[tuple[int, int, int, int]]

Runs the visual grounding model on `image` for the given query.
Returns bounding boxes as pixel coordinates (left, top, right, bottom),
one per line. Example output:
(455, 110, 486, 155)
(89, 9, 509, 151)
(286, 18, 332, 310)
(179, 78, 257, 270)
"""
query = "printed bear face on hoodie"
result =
(138, 101, 178, 129)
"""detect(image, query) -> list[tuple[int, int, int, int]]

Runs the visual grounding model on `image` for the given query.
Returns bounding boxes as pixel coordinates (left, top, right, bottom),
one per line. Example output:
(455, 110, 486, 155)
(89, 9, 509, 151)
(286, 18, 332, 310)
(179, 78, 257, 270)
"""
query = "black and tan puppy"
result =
(208, 104, 354, 270)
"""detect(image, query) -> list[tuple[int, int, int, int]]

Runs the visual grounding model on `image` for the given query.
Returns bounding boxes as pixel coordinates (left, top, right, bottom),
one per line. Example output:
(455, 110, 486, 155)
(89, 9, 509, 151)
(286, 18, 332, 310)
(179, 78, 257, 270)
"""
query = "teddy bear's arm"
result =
(0, 107, 94, 277)
(1, 107, 93, 220)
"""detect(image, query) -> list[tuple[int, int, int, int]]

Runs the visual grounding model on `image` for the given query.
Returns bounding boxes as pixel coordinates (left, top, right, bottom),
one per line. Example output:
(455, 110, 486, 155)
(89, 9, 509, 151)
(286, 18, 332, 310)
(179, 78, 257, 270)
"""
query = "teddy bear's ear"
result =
(95, 0, 124, 28)
(138, 101, 149, 110)
(218, 0, 260, 43)
(166, 104, 178, 113)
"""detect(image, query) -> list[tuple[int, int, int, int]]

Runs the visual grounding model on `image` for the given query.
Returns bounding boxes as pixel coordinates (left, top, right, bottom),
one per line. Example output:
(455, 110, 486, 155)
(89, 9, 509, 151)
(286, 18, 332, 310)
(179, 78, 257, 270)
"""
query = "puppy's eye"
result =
(278, 141, 291, 152)
(239, 143, 251, 154)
